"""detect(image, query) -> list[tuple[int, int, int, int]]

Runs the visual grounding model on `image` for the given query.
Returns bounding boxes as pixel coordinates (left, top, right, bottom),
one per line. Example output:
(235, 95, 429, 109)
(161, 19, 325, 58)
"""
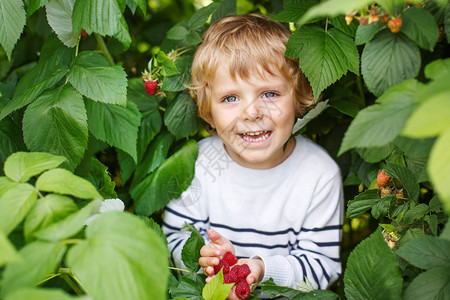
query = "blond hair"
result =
(190, 14, 315, 125)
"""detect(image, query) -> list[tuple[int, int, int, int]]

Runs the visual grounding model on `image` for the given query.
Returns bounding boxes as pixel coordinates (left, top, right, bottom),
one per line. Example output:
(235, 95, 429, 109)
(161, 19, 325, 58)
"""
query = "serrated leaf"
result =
(86, 100, 141, 162)
(67, 51, 127, 105)
(270, 0, 318, 23)
(36, 168, 101, 199)
(0, 36, 74, 121)
(397, 235, 450, 270)
(261, 278, 339, 299)
(403, 204, 429, 225)
(0, 183, 37, 235)
(339, 79, 420, 155)
(127, 0, 145, 16)
(386, 162, 420, 201)
(344, 227, 402, 300)
(171, 276, 203, 300)
(403, 267, 450, 300)
(67, 212, 169, 300)
(0, 230, 21, 266)
(4, 288, 76, 300)
(428, 126, 450, 213)
(393, 136, 435, 159)
(1, 241, 67, 296)
(330, 15, 358, 38)
(355, 22, 385, 45)
(27, 0, 51, 17)
(83, 157, 117, 199)
(188, 2, 220, 29)
(356, 144, 394, 163)
(4, 152, 67, 183)
(72, 0, 131, 49)
(164, 92, 199, 140)
(22, 85, 88, 170)
(34, 200, 100, 242)
(286, 26, 359, 99)
(371, 194, 396, 219)
(181, 226, 205, 272)
(0, 115, 27, 156)
(0, 0, 26, 60)
(401, 6, 439, 51)
(167, 25, 189, 40)
(424, 58, 450, 80)
(161, 56, 193, 92)
(347, 189, 380, 219)
(202, 270, 233, 300)
(24, 194, 78, 241)
(46, 0, 77, 47)
(157, 51, 179, 77)
(132, 140, 198, 216)
(211, 0, 236, 24)
(361, 30, 421, 97)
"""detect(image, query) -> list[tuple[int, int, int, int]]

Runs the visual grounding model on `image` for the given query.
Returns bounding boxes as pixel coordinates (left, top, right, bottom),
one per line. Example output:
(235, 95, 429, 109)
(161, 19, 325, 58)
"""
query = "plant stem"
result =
(169, 266, 193, 274)
(94, 33, 115, 66)
(59, 272, 85, 296)
(325, 17, 329, 33)
(62, 238, 83, 245)
(35, 273, 60, 286)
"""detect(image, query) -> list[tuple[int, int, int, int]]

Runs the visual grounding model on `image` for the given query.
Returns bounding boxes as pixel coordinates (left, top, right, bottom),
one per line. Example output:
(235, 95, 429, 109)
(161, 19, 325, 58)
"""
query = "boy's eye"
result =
(262, 91, 277, 98)
(223, 95, 238, 103)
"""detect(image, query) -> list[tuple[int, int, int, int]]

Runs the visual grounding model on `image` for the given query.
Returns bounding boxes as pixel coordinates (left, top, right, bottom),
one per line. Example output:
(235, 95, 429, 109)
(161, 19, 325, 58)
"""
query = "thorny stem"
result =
(94, 33, 115, 66)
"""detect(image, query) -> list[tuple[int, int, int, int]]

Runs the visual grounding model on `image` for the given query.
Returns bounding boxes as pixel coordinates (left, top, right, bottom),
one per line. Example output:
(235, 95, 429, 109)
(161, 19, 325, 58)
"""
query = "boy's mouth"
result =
(239, 130, 272, 142)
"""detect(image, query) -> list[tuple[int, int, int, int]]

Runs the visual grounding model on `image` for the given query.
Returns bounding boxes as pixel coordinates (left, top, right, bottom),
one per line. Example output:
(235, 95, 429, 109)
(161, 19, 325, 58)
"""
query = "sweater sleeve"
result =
(162, 185, 210, 269)
(256, 170, 343, 290)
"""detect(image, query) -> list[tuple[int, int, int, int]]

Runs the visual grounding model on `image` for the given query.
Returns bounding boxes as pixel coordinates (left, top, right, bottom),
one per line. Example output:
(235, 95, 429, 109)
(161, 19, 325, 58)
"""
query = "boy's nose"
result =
(240, 98, 263, 121)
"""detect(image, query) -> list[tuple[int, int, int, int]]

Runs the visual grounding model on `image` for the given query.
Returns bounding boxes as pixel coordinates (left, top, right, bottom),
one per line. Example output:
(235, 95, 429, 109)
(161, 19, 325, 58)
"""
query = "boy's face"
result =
(209, 64, 296, 169)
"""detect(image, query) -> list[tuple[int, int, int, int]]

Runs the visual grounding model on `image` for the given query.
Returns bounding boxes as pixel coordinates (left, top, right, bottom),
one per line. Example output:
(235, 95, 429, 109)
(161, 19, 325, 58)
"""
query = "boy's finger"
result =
(207, 229, 230, 246)
(199, 256, 219, 268)
(200, 244, 221, 257)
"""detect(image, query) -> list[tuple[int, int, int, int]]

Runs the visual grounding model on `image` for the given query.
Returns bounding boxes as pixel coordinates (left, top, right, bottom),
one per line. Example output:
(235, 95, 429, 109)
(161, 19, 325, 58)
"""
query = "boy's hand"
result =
(199, 229, 235, 276)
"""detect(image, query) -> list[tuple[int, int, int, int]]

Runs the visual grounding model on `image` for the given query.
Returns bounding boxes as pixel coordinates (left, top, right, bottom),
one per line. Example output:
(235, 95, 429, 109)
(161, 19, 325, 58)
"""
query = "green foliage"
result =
(202, 270, 233, 300)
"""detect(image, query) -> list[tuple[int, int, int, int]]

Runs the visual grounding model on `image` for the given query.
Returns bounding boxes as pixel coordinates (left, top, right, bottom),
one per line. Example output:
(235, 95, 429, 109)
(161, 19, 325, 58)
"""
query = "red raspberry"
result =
(144, 80, 158, 95)
(224, 271, 239, 284)
(235, 280, 251, 299)
(237, 264, 251, 281)
(223, 251, 238, 266)
(377, 170, 390, 187)
(387, 17, 402, 33)
(213, 260, 230, 275)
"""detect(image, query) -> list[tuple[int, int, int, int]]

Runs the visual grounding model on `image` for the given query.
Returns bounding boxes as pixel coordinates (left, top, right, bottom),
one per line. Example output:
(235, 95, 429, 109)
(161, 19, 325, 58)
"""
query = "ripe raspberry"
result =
(223, 251, 238, 266)
(387, 17, 402, 33)
(235, 280, 251, 299)
(144, 80, 158, 95)
(224, 271, 239, 284)
(377, 170, 390, 187)
(359, 16, 368, 26)
(237, 264, 251, 281)
(213, 260, 230, 275)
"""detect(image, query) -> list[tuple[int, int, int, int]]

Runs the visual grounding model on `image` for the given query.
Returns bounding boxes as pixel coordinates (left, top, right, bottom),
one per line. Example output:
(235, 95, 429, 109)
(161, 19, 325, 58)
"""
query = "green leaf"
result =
(34, 200, 100, 242)
(0, 0, 26, 60)
(393, 136, 435, 159)
(0, 116, 27, 157)
(27, 0, 51, 17)
(181, 226, 205, 272)
(161, 56, 193, 92)
(211, 0, 236, 23)
(171, 276, 203, 300)
(356, 144, 394, 163)
(0, 183, 37, 235)
(132, 140, 198, 216)
(167, 25, 189, 40)
(24, 194, 78, 242)
(329, 99, 359, 118)
(0, 230, 21, 266)
(428, 126, 450, 213)
(46, 0, 77, 47)
(361, 30, 421, 97)
(424, 58, 450, 80)
(157, 51, 179, 77)
(4, 288, 76, 300)
(286, 26, 359, 99)
(188, 2, 220, 29)
(1, 241, 67, 297)
(0, 36, 74, 121)
(344, 227, 403, 300)
(330, 15, 358, 38)
(67, 51, 128, 105)
(22, 85, 88, 170)
(347, 189, 380, 219)
(202, 270, 233, 300)
(339, 79, 420, 155)
(270, 0, 318, 23)
(386, 162, 420, 201)
(134, 131, 175, 183)
(260, 278, 338, 299)
(4, 152, 67, 183)
(402, 203, 429, 225)
(401, 6, 439, 51)
(403, 267, 450, 300)
(127, 0, 146, 16)
(371, 194, 396, 219)
(82, 157, 117, 199)
(86, 100, 141, 162)
(72, 0, 131, 49)
(67, 212, 169, 300)
(355, 22, 385, 45)
(396, 235, 450, 270)
(36, 168, 101, 199)
(164, 92, 199, 140)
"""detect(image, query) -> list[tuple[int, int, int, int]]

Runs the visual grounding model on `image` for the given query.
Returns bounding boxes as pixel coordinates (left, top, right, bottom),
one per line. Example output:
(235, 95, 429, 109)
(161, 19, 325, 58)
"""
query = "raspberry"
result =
(387, 17, 402, 33)
(213, 260, 230, 275)
(235, 280, 251, 299)
(377, 170, 390, 187)
(359, 16, 368, 26)
(223, 251, 238, 266)
(237, 264, 251, 281)
(224, 271, 239, 284)
(144, 80, 158, 95)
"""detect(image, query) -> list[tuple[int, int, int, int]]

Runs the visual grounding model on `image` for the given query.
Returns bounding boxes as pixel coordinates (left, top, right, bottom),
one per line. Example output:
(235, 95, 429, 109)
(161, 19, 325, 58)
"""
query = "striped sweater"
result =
(162, 135, 343, 290)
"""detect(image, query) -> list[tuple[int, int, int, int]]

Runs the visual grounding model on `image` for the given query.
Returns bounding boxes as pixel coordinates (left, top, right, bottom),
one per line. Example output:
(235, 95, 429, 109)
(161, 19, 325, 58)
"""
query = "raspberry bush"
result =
(0, 0, 449, 299)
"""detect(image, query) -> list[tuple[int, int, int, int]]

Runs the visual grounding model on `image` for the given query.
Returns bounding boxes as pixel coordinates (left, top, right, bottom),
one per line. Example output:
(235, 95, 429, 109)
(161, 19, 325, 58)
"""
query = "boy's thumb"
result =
(207, 229, 224, 243)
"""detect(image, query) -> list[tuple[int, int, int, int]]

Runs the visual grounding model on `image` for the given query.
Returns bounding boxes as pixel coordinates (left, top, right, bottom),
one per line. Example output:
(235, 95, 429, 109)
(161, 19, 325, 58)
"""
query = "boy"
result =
(162, 14, 343, 298)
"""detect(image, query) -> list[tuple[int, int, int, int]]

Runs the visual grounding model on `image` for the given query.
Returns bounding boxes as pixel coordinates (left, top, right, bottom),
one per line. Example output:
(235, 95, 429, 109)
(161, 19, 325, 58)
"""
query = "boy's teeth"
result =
(241, 131, 270, 142)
